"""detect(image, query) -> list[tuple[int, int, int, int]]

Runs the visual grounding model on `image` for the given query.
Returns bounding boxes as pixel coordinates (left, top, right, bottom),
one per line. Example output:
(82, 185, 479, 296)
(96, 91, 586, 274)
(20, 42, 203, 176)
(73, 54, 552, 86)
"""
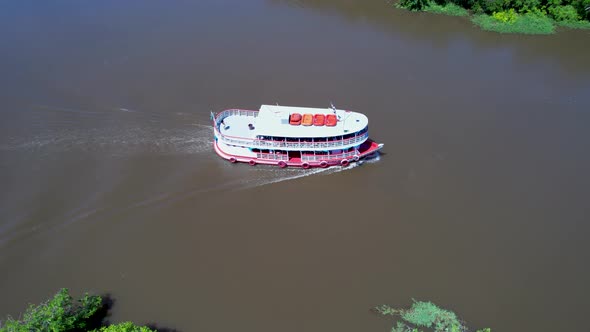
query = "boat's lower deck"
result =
(214, 139, 383, 168)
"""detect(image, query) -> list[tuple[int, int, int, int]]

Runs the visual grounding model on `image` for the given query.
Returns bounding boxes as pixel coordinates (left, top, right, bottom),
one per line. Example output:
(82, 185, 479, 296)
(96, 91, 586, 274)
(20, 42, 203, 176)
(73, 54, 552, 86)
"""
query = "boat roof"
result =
(253, 105, 368, 138)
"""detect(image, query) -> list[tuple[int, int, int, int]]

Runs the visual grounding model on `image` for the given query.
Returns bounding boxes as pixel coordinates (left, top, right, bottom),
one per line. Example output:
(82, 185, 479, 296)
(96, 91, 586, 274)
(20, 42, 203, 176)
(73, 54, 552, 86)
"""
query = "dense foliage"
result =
(0, 289, 102, 332)
(91, 322, 155, 332)
(0, 289, 155, 332)
(374, 300, 490, 332)
(396, 0, 590, 33)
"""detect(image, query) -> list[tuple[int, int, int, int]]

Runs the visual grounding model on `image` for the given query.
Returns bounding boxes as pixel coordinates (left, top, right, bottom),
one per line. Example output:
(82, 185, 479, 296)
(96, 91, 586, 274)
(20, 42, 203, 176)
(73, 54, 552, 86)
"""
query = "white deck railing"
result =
(255, 153, 289, 161)
(215, 109, 259, 121)
(218, 133, 367, 149)
(254, 151, 358, 162)
(214, 109, 368, 150)
(300, 151, 358, 162)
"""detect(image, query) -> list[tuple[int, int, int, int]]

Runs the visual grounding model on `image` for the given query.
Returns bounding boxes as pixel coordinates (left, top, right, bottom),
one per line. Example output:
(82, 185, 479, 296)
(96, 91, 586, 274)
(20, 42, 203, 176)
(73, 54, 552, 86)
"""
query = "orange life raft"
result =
(325, 114, 337, 126)
(313, 114, 325, 126)
(289, 113, 302, 125)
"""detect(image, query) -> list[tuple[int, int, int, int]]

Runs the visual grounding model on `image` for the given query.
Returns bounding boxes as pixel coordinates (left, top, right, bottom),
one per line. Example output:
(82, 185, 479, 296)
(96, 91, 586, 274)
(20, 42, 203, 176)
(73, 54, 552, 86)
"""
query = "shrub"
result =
(557, 18, 590, 27)
(450, 0, 472, 8)
(472, 11, 555, 33)
(374, 300, 469, 332)
(0, 290, 158, 332)
(0, 288, 102, 332)
(398, 0, 430, 11)
(400, 301, 463, 331)
(570, 0, 590, 18)
(479, 0, 507, 14)
(424, 2, 470, 15)
(493, 8, 518, 22)
(91, 322, 156, 332)
(512, 0, 542, 12)
(548, 4, 581, 20)
(470, 1, 486, 13)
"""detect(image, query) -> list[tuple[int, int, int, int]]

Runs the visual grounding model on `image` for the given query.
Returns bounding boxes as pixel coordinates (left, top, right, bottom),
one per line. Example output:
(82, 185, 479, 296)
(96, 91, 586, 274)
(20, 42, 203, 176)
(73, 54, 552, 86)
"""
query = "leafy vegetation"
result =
(374, 300, 490, 332)
(91, 322, 155, 332)
(394, 0, 590, 34)
(424, 3, 470, 16)
(0, 289, 158, 332)
(471, 12, 556, 33)
(398, 0, 430, 11)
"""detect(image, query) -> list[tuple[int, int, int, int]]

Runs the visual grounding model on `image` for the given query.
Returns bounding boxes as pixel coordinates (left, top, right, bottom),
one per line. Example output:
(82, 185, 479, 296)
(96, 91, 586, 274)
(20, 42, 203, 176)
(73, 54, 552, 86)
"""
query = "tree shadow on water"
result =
(81, 293, 115, 331)
(146, 323, 182, 332)
(83, 294, 181, 332)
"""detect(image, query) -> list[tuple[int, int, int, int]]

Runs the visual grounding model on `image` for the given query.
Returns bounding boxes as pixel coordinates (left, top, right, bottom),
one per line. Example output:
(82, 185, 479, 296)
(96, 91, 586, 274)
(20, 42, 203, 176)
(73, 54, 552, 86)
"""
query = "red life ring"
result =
(302, 162, 310, 169)
(319, 161, 328, 168)
(278, 161, 287, 168)
(229, 157, 237, 163)
(248, 160, 256, 166)
(340, 159, 349, 166)
(352, 155, 360, 162)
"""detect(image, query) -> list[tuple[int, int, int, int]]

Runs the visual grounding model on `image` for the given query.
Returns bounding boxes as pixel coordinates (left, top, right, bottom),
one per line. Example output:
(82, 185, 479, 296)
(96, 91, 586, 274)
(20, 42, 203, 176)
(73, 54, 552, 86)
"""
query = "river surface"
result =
(1, 1, 589, 331)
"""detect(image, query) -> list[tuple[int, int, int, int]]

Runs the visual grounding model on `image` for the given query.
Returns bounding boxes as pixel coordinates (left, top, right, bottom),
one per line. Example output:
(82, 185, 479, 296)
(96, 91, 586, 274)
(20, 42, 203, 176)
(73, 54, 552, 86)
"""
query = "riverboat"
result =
(211, 104, 384, 168)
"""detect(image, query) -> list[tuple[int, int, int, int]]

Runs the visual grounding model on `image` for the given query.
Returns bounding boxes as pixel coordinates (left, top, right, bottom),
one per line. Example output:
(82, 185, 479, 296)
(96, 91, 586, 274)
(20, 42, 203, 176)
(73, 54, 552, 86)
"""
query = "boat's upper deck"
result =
(218, 105, 369, 139)
(255, 105, 368, 138)
(215, 105, 370, 151)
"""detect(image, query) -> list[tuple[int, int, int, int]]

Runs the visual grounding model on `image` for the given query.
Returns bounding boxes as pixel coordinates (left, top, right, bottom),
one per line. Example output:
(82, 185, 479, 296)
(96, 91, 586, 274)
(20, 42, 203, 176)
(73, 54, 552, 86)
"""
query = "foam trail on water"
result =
(32, 104, 103, 115)
(2, 124, 214, 155)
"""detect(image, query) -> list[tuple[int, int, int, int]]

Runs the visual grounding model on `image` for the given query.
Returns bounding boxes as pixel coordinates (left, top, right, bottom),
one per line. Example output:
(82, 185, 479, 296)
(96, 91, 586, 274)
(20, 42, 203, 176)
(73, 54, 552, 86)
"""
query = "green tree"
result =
(374, 300, 489, 332)
(548, 4, 580, 21)
(574, 0, 590, 19)
(90, 322, 156, 332)
(0, 289, 158, 332)
(0, 288, 102, 332)
(399, 0, 430, 11)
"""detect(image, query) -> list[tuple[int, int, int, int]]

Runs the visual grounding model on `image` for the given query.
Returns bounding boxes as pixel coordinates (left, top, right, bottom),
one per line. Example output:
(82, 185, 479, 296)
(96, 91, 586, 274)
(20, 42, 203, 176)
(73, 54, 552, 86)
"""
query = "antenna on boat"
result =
(330, 102, 342, 122)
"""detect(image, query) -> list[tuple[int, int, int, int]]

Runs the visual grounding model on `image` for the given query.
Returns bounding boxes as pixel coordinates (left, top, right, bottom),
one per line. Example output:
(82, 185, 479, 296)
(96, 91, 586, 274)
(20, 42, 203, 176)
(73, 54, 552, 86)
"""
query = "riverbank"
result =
(395, 0, 590, 34)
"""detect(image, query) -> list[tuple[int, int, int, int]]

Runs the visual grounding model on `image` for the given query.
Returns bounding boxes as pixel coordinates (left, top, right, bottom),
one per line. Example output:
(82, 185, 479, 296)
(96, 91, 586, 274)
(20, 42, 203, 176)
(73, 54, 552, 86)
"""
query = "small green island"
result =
(394, 0, 590, 34)
(374, 300, 490, 332)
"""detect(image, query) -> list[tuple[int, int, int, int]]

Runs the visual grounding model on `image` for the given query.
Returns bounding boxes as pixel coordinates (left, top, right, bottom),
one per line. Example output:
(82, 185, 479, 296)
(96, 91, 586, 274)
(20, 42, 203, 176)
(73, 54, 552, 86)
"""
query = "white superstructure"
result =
(212, 104, 382, 168)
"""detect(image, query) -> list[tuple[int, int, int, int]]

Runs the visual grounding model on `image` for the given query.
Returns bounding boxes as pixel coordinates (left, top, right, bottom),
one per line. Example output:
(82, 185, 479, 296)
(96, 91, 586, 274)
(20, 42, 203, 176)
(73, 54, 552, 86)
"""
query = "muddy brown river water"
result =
(1, 1, 589, 331)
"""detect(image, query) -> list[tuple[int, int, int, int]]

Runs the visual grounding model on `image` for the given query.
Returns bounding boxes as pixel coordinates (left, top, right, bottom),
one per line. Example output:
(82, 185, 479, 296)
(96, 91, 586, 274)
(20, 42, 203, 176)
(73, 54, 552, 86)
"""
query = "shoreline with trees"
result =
(393, 0, 590, 34)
